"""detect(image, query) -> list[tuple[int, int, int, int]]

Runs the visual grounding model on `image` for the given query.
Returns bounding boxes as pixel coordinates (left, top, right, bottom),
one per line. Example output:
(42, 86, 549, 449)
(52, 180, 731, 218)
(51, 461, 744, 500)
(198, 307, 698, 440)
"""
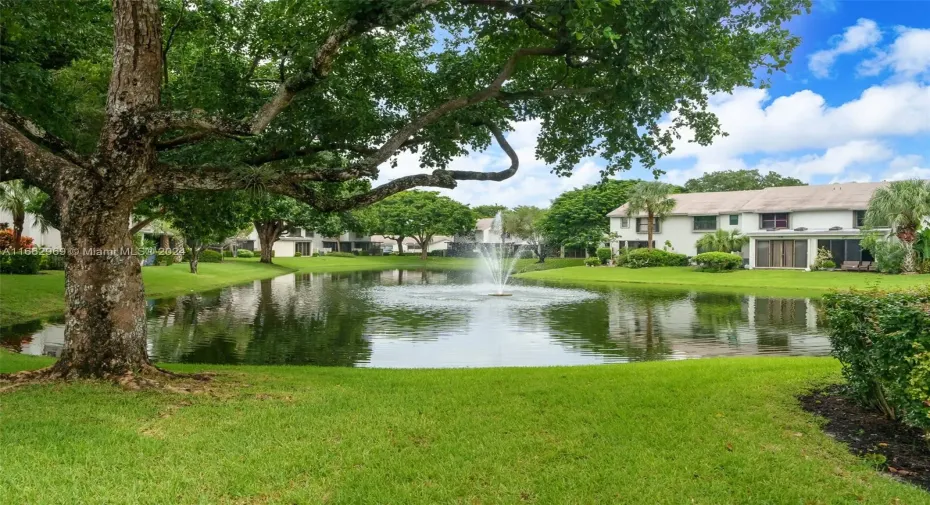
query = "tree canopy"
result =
(683, 169, 806, 193)
(159, 191, 252, 273)
(0, 0, 811, 378)
(502, 205, 551, 262)
(367, 190, 475, 259)
(542, 179, 638, 251)
(472, 204, 508, 219)
(625, 181, 677, 249)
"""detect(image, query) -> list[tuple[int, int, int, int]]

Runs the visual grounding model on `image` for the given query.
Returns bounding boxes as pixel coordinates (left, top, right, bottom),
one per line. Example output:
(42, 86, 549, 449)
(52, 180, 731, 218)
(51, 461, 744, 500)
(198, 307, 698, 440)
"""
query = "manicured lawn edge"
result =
(516, 266, 930, 297)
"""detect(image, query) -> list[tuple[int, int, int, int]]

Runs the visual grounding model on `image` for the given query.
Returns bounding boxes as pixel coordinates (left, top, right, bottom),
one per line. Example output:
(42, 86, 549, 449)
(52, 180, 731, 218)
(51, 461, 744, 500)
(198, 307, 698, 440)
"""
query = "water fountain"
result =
(477, 212, 525, 296)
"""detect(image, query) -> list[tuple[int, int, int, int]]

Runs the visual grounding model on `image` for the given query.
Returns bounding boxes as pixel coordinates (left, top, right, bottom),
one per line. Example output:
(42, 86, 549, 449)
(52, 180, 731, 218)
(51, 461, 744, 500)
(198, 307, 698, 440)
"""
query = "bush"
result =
(200, 250, 223, 263)
(0, 252, 42, 274)
(40, 251, 66, 270)
(155, 252, 175, 266)
(584, 256, 601, 267)
(820, 259, 836, 269)
(326, 251, 355, 258)
(811, 247, 835, 270)
(823, 289, 930, 436)
(222, 250, 234, 258)
(693, 252, 743, 272)
(312, 252, 321, 257)
(595, 247, 612, 265)
(622, 248, 689, 269)
(0, 229, 34, 250)
(236, 249, 254, 258)
(861, 235, 906, 274)
(294, 251, 302, 257)
(359, 250, 370, 256)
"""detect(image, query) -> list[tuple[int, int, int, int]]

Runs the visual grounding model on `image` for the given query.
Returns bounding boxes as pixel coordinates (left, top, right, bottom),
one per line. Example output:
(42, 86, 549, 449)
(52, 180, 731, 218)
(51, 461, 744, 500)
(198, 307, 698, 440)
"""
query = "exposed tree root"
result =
(0, 363, 216, 393)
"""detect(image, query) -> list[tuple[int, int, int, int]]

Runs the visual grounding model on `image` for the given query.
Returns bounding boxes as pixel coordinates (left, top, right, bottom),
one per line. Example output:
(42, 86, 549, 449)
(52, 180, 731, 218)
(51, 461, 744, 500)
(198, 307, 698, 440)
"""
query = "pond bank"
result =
(516, 266, 930, 297)
(2, 354, 927, 503)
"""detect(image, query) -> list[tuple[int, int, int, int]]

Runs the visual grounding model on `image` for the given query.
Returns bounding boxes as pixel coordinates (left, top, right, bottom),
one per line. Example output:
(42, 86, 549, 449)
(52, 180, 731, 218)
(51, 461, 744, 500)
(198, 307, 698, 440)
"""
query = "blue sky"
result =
(378, 1, 930, 207)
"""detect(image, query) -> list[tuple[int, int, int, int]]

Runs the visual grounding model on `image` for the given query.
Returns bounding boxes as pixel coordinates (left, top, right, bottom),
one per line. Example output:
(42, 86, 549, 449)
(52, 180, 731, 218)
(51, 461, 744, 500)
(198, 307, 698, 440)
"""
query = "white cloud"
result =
(883, 154, 930, 181)
(889, 154, 924, 171)
(808, 18, 882, 78)
(859, 27, 930, 80)
(663, 82, 930, 161)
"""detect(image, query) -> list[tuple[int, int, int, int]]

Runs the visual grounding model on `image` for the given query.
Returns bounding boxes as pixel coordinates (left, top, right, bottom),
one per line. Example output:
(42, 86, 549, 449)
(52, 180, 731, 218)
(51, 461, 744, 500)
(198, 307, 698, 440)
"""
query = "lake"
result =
(3, 269, 831, 367)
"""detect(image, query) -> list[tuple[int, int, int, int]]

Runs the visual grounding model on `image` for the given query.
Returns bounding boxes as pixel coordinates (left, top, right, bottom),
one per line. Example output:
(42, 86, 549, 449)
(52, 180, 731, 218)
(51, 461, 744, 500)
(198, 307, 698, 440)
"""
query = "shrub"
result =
(358, 250, 370, 256)
(294, 251, 302, 257)
(595, 247, 612, 265)
(155, 252, 175, 266)
(200, 250, 223, 263)
(326, 251, 355, 258)
(0, 251, 42, 274)
(823, 289, 930, 437)
(222, 250, 234, 258)
(622, 248, 689, 269)
(236, 249, 254, 258)
(811, 247, 835, 270)
(40, 251, 66, 270)
(861, 234, 906, 274)
(820, 259, 836, 269)
(584, 256, 601, 267)
(693, 252, 743, 272)
(0, 229, 34, 250)
(311, 252, 321, 257)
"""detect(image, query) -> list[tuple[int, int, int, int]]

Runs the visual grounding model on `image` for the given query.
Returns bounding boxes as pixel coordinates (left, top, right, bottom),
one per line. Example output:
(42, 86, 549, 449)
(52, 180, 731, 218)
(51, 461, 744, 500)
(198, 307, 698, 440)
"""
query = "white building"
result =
(607, 182, 898, 269)
(370, 235, 453, 255)
(244, 227, 376, 257)
(0, 210, 62, 248)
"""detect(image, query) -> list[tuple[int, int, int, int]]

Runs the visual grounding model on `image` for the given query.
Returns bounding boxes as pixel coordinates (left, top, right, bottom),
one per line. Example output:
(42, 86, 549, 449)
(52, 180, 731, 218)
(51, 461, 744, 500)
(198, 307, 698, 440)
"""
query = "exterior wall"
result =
(0, 210, 62, 248)
(741, 210, 862, 233)
(611, 213, 743, 257)
(249, 227, 376, 257)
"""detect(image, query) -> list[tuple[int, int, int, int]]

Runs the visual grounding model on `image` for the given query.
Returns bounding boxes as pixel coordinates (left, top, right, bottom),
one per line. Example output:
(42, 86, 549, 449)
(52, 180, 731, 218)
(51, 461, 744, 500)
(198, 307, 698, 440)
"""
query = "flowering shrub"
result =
(0, 229, 34, 250)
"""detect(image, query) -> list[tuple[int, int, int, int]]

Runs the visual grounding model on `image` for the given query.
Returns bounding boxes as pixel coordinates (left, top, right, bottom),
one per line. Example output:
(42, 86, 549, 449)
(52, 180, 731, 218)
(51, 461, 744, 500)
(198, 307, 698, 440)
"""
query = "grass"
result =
(1, 353, 927, 504)
(517, 266, 930, 297)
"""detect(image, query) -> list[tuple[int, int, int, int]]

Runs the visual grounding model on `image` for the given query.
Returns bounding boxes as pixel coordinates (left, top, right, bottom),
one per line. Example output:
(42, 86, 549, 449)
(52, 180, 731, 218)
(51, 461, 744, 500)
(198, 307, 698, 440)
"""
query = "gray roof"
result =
(475, 218, 495, 231)
(607, 182, 890, 217)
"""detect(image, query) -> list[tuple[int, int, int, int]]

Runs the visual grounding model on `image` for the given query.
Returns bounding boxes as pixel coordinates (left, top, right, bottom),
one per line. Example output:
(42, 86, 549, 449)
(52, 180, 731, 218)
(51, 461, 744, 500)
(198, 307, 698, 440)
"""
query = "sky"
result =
(374, 1, 930, 208)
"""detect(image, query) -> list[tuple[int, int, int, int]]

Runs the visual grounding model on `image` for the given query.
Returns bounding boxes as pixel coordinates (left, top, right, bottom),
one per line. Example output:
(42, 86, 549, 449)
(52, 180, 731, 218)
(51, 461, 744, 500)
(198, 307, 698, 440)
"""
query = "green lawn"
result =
(1, 353, 926, 504)
(518, 266, 930, 297)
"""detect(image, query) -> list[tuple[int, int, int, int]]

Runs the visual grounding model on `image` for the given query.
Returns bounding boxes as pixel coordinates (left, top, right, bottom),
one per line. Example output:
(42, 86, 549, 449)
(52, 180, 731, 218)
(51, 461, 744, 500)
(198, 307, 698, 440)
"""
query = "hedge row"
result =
(693, 252, 743, 272)
(617, 248, 689, 269)
(822, 289, 930, 435)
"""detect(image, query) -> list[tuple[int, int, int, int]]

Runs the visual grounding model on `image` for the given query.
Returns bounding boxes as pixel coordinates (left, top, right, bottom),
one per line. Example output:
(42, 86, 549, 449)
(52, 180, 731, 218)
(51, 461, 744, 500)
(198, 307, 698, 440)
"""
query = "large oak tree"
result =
(0, 0, 809, 379)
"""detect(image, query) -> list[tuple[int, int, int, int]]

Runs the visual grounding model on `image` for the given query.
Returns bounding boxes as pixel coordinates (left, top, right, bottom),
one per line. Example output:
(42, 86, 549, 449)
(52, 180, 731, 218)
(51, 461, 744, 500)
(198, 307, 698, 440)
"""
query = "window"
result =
(619, 217, 630, 229)
(692, 216, 717, 231)
(729, 214, 739, 226)
(636, 218, 661, 234)
(854, 210, 867, 228)
(295, 242, 313, 256)
(760, 213, 789, 230)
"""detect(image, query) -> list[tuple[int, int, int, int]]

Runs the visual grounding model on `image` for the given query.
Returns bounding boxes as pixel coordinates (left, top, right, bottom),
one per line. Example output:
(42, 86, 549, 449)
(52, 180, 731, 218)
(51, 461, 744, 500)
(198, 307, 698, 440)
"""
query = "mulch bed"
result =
(800, 385, 930, 492)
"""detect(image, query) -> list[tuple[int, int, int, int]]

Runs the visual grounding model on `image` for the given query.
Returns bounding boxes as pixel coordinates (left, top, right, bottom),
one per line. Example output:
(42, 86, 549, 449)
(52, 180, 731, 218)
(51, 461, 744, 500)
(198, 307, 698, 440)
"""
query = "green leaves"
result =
(366, 190, 476, 240)
(543, 179, 638, 249)
(683, 170, 806, 193)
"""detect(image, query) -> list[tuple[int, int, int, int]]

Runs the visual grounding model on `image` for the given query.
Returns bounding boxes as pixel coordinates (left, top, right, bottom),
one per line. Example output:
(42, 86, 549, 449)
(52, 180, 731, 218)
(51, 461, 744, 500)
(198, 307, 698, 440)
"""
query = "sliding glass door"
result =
(756, 240, 808, 268)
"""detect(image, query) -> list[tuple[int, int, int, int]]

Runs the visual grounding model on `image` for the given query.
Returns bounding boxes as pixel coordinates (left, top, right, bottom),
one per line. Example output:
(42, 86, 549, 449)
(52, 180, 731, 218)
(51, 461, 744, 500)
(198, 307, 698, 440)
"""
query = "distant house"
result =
(0, 210, 62, 248)
(607, 182, 896, 269)
(370, 235, 453, 255)
(244, 226, 376, 257)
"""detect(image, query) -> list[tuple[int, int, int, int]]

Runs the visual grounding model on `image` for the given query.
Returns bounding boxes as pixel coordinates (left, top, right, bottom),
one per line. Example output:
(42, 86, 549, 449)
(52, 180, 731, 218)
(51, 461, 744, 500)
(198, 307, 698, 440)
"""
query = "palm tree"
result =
(864, 179, 930, 273)
(625, 182, 677, 249)
(695, 229, 750, 253)
(0, 181, 46, 245)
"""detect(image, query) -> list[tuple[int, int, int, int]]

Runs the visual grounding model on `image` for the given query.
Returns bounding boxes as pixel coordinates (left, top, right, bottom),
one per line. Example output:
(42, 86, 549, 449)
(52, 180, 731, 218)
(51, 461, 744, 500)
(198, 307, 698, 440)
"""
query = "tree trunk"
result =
(536, 243, 547, 263)
(395, 237, 405, 256)
(188, 244, 201, 274)
(49, 204, 150, 378)
(902, 239, 917, 273)
(417, 235, 430, 260)
(647, 212, 655, 249)
(12, 211, 24, 246)
(159, 233, 170, 251)
(255, 220, 282, 264)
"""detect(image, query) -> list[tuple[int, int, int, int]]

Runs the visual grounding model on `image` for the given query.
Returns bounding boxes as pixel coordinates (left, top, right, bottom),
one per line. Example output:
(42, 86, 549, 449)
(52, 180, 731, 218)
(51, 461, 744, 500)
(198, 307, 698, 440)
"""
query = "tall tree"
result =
(502, 206, 550, 263)
(0, 181, 45, 245)
(625, 182, 677, 250)
(368, 191, 475, 260)
(247, 196, 316, 264)
(543, 180, 638, 253)
(160, 192, 252, 273)
(0, 0, 809, 379)
(683, 169, 806, 193)
(864, 179, 930, 273)
(473, 204, 508, 219)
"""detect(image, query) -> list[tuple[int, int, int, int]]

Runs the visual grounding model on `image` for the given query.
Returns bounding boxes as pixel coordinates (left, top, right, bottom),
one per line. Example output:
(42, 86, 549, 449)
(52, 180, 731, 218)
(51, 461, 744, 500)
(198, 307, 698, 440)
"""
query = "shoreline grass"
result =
(517, 266, 930, 297)
(1, 352, 926, 503)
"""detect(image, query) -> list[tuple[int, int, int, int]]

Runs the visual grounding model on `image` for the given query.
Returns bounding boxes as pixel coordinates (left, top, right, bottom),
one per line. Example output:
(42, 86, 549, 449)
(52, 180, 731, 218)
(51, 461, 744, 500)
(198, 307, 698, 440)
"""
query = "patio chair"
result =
(840, 261, 859, 271)
(857, 261, 872, 272)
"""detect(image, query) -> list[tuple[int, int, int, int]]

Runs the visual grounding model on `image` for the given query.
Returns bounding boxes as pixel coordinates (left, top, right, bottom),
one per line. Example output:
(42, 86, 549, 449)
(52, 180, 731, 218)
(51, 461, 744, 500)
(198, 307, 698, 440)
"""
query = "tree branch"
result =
(0, 105, 86, 167)
(129, 215, 158, 234)
(350, 47, 562, 173)
(458, 0, 557, 39)
(0, 116, 76, 192)
(162, 0, 186, 85)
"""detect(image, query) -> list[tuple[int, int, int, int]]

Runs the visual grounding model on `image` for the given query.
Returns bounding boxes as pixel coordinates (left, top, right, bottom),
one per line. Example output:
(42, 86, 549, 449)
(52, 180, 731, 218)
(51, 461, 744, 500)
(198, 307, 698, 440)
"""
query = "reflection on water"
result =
(3, 269, 830, 367)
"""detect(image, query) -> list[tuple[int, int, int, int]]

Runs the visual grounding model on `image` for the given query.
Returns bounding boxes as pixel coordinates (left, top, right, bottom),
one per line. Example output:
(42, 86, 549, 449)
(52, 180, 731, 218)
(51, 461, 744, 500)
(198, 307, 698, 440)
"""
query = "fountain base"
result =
(488, 293, 513, 297)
